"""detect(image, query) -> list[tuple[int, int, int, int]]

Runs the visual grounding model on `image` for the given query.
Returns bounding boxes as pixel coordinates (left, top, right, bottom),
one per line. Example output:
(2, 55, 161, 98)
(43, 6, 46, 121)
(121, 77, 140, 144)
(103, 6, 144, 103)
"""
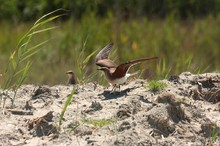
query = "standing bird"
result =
(66, 70, 77, 85)
(96, 43, 158, 92)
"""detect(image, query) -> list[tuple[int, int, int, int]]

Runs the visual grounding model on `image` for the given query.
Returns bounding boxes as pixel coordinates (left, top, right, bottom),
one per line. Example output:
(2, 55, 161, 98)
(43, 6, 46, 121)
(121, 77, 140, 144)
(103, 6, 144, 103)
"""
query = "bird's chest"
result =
(114, 76, 127, 85)
(105, 72, 128, 85)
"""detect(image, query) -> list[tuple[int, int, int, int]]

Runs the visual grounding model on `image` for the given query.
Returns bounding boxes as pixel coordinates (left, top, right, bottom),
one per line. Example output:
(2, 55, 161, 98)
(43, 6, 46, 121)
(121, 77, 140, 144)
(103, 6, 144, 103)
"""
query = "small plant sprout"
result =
(59, 87, 76, 128)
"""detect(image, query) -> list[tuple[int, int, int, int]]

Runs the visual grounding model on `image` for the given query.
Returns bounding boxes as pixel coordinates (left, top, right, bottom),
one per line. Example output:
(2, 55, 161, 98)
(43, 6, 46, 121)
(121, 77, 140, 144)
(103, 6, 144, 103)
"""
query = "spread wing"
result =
(96, 59, 117, 68)
(95, 43, 116, 68)
(113, 57, 158, 78)
(95, 43, 114, 62)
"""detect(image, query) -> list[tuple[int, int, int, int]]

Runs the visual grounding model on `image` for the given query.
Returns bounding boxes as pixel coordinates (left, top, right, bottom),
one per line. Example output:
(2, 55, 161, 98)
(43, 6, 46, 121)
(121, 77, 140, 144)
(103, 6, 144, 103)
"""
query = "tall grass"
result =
(74, 38, 98, 83)
(0, 9, 66, 107)
(0, 14, 220, 85)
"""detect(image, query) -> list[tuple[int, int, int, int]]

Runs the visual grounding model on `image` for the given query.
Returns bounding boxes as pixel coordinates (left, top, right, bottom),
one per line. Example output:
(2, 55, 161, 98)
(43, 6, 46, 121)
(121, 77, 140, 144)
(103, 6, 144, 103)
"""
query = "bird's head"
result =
(97, 67, 109, 72)
(66, 70, 75, 77)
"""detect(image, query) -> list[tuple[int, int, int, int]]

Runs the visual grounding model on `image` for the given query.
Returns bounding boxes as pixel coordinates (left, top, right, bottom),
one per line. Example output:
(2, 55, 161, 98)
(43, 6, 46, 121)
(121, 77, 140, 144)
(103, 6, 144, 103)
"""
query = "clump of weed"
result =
(147, 80, 168, 92)
(210, 124, 219, 145)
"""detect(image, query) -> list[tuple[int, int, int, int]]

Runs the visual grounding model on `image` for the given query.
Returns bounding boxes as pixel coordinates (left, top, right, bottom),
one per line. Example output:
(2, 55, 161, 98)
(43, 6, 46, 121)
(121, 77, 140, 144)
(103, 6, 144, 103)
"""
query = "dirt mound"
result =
(0, 72, 220, 145)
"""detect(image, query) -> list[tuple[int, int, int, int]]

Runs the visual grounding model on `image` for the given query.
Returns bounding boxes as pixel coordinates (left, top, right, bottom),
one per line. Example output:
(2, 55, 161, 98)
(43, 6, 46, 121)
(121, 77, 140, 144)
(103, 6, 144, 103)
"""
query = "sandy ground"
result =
(0, 72, 220, 146)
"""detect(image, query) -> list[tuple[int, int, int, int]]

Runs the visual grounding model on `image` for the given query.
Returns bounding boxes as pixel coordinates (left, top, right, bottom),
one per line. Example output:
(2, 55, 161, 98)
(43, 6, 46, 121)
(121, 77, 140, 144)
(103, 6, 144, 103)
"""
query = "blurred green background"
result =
(0, 0, 220, 85)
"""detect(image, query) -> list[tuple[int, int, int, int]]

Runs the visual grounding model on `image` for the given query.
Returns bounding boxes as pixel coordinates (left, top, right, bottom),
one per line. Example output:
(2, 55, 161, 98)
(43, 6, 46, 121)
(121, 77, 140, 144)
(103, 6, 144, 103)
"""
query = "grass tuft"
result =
(147, 80, 168, 92)
(210, 124, 219, 145)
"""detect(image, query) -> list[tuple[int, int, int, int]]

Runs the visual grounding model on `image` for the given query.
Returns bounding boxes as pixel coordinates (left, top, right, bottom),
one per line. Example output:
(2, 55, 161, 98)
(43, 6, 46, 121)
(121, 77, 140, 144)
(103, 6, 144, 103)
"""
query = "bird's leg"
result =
(115, 84, 120, 92)
(110, 84, 122, 94)
(112, 84, 120, 94)
(111, 85, 115, 92)
(110, 85, 117, 94)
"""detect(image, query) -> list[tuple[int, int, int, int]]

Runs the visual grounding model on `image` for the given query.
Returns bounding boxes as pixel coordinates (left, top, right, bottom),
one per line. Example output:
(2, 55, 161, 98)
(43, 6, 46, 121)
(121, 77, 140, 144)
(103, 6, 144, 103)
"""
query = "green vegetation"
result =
(59, 87, 75, 128)
(210, 124, 219, 145)
(75, 42, 98, 84)
(147, 80, 168, 92)
(1, 1, 220, 86)
(58, 47, 97, 128)
(81, 118, 116, 128)
(0, 9, 65, 107)
(1, 15, 220, 85)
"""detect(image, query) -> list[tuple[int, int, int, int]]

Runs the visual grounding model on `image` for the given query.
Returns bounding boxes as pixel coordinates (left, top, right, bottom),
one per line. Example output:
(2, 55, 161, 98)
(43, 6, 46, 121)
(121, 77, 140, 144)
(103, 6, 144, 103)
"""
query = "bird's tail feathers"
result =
(126, 56, 158, 67)
(127, 70, 140, 78)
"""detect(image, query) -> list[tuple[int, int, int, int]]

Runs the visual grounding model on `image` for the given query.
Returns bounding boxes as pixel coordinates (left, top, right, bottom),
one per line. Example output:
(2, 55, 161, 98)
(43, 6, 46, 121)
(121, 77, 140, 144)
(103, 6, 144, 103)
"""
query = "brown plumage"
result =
(96, 43, 158, 91)
(95, 43, 116, 68)
(66, 70, 77, 85)
(98, 57, 158, 85)
(112, 57, 159, 78)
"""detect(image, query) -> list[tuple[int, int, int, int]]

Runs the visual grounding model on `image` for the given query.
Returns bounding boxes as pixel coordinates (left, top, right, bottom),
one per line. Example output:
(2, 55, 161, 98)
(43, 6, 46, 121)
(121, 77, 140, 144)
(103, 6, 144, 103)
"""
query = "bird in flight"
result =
(95, 43, 158, 92)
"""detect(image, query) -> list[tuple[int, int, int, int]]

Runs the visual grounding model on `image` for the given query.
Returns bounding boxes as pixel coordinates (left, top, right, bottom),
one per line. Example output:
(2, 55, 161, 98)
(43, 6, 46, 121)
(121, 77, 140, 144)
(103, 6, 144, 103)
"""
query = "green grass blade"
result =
(79, 36, 88, 58)
(11, 59, 17, 70)
(17, 32, 31, 49)
(59, 87, 75, 127)
(83, 50, 97, 64)
(20, 40, 49, 59)
(17, 11, 66, 48)
(34, 8, 68, 25)
(20, 49, 40, 62)
(27, 27, 58, 37)
(12, 61, 32, 105)
(9, 51, 16, 60)
(29, 14, 66, 32)
(2, 9, 66, 107)
(14, 67, 26, 77)
(19, 42, 29, 49)
(18, 42, 29, 56)
(17, 61, 32, 88)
